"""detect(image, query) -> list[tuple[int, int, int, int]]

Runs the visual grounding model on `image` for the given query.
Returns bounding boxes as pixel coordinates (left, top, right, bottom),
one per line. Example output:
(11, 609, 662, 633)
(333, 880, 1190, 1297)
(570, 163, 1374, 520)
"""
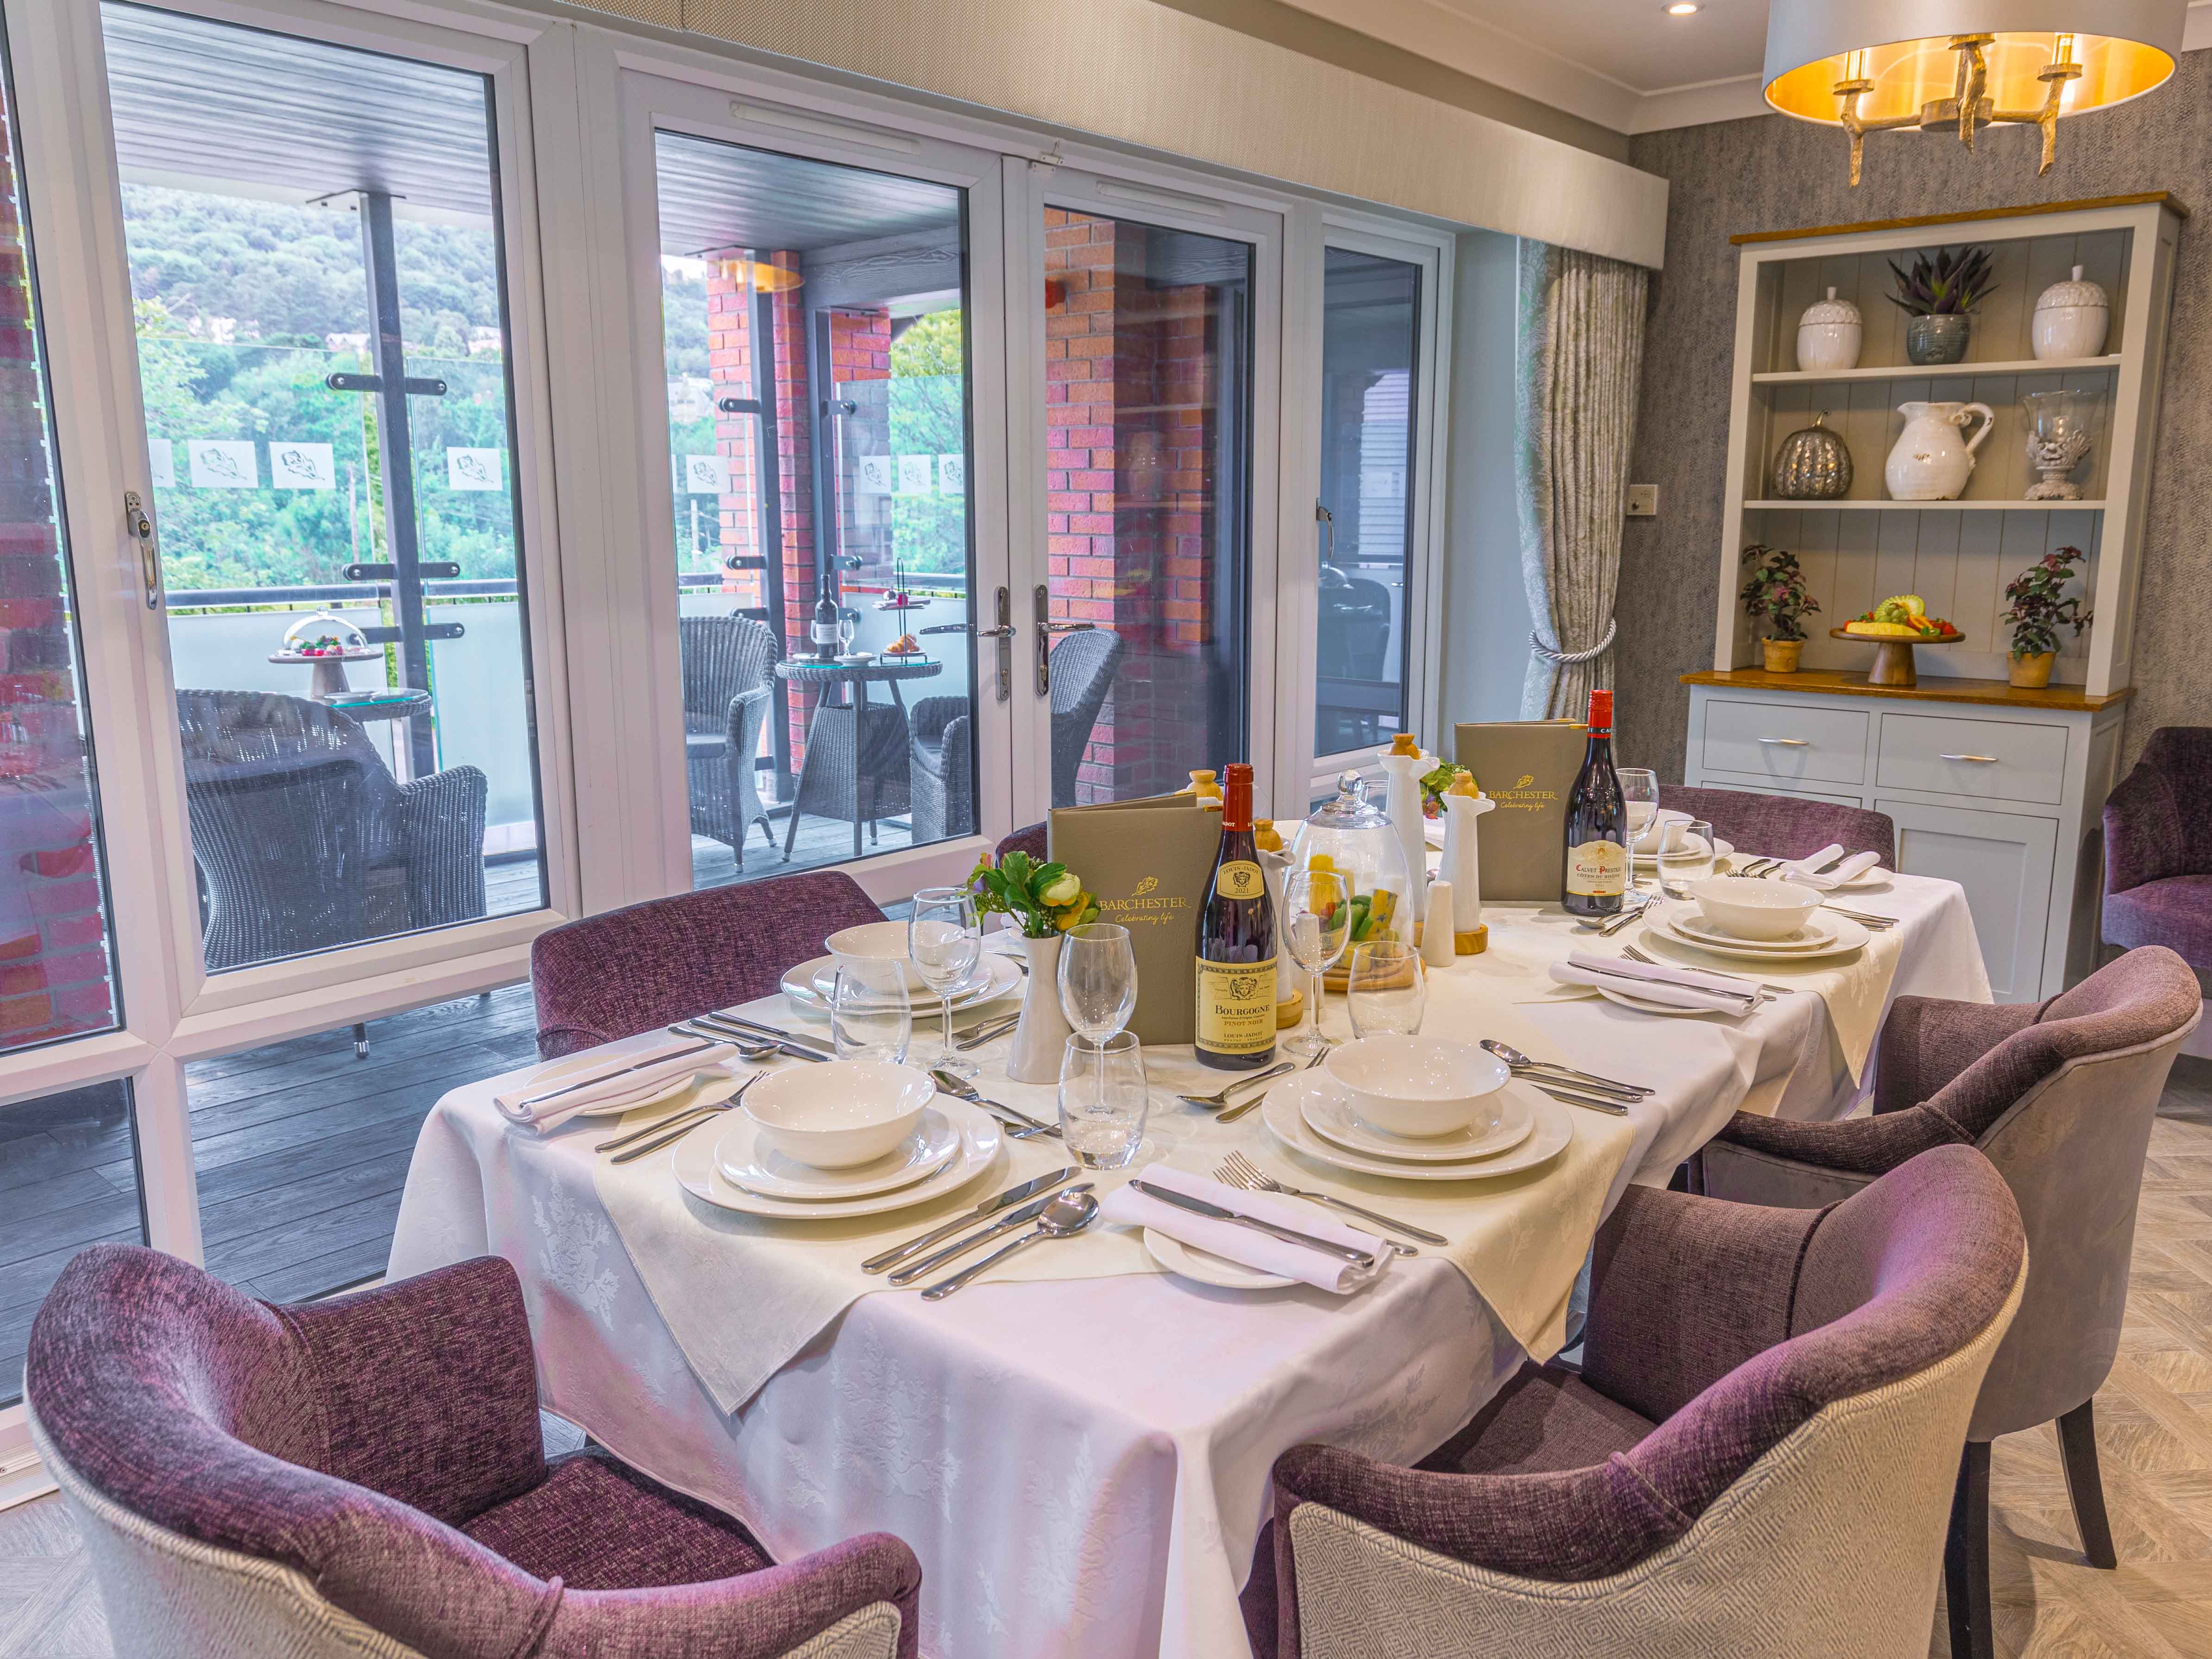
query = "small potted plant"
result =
(968, 848, 1099, 1082)
(2001, 545, 2092, 689)
(1889, 244, 1997, 365)
(1739, 544, 1822, 673)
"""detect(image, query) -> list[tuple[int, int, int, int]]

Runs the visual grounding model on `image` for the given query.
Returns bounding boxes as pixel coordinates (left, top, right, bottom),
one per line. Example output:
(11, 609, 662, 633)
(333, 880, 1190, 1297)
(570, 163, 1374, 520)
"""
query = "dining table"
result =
(387, 867, 1988, 1659)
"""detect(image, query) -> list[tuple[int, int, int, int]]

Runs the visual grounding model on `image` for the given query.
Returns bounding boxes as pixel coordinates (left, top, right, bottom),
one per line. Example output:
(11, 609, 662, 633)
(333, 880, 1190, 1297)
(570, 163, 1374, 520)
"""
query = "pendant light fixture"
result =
(1763, 0, 2186, 184)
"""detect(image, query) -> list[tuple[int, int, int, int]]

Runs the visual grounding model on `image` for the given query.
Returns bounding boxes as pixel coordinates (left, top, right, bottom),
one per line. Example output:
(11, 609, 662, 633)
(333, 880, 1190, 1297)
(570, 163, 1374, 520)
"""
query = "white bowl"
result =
(744, 1061, 934, 1168)
(1325, 1037, 1510, 1139)
(826, 920, 926, 992)
(1687, 876, 1824, 942)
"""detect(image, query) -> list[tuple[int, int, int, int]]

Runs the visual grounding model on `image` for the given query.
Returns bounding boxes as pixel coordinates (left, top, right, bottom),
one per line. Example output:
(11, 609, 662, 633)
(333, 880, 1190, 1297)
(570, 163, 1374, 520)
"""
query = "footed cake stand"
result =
(1828, 627, 1963, 689)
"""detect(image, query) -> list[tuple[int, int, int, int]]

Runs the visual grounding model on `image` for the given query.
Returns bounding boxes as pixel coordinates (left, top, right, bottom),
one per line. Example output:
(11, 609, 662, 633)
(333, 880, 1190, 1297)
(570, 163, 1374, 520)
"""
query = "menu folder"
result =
(1049, 794, 1220, 1046)
(1451, 720, 1590, 901)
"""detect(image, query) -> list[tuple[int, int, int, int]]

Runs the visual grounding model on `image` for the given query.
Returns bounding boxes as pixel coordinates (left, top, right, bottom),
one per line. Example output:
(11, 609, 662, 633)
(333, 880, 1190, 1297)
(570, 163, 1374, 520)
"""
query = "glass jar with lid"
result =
(1286, 771, 1413, 948)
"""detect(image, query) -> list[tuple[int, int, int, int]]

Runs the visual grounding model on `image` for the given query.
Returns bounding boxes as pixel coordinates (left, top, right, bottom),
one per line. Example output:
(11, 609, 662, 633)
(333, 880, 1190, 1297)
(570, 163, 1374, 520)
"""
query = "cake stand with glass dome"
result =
(269, 612, 428, 719)
(1287, 772, 1415, 993)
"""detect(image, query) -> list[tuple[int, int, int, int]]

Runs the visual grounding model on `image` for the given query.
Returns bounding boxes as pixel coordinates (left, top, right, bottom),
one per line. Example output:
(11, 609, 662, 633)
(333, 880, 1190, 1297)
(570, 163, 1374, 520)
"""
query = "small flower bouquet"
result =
(969, 849, 1099, 938)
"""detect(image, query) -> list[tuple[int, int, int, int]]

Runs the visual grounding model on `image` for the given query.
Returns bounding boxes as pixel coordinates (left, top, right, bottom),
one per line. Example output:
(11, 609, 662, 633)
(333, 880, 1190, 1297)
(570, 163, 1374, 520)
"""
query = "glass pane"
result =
(101, 2, 549, 971)
(0, 22, 121, 1052)
(1316, 248, 1420, 758)
(189, 984, 536, 1303)
(1042, 207, 1253, 803)
(2, 1080, 143, 1407)
(655, 133, 976, 885)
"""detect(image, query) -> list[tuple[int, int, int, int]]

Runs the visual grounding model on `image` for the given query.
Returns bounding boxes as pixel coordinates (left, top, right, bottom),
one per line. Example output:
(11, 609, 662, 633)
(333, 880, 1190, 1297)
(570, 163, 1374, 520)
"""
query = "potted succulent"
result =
(1739, 543, 1822, 672)
(1889, 245, 1997, 365)
(2001, 545, 2092, 689)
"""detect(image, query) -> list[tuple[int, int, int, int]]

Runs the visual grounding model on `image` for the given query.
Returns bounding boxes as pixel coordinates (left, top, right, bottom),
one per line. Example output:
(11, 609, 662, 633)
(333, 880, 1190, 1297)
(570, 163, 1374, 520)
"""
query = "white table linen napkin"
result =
(494, 1038, 727, 1130)
(1548, 953, 1755, 1014)
(1780, 850, 1883, 891)
(1101, 1164, 1390, 1294)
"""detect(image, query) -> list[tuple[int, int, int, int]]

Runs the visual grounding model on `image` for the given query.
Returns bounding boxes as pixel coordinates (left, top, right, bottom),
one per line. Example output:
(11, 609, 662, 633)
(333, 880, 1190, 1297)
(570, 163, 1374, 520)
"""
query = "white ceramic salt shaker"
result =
(1421, 881, 1458, 969)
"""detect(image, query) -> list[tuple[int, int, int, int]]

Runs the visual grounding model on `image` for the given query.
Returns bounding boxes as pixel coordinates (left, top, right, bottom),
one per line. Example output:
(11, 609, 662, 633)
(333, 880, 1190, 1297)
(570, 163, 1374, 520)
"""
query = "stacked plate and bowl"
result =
(1642, 878, 1870, 964)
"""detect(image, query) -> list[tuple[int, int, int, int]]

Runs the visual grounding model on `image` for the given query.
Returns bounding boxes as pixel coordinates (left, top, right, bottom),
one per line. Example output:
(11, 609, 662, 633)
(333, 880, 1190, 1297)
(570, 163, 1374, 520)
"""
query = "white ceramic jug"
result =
(1884, 401, 1995, 501)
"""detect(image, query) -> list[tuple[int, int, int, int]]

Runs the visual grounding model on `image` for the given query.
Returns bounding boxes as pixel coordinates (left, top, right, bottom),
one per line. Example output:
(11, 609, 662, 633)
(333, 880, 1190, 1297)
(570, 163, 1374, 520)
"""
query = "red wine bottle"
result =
(1195, 762, 1278, 1071)
(811, 569, 842, 661)
(1560, 689, 1627, 919)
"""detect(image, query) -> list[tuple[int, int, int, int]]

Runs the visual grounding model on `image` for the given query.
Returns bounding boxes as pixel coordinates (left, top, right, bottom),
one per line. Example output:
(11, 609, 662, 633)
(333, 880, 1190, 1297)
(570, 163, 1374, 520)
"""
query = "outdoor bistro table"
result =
(389, 871, 1990, 1659)
(773, 658, 942, 861)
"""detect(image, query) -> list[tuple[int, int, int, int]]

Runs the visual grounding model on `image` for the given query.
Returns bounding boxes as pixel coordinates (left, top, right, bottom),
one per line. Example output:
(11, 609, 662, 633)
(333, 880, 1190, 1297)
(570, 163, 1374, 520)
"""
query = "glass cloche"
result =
(277, 611, 372, 660)
(1286, 771, 1413, 946)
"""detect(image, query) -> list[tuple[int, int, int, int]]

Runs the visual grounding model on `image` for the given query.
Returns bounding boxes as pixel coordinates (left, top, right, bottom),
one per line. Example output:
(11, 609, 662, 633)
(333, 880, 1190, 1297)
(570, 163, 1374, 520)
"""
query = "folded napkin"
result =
(1101, 1164, 1391, 1295)
(494, 1037, 728, 1131)
(1549, 950, 1756, 1015)
(1779, 849, 1883, 892)
(1632, 809, 1692, 855)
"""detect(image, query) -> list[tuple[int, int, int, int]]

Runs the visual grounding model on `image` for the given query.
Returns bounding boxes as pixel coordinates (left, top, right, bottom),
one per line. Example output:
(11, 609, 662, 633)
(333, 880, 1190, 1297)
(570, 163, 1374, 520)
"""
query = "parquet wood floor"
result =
(5, 1065, 2211, 1658)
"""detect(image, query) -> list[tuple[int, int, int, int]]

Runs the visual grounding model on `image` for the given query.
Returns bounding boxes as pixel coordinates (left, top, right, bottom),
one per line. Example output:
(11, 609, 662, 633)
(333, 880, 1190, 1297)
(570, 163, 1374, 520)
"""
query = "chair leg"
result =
(1944, 1440, 1994, 1659)
(2056, 1400, 2119, 1569)
(351, 1022, 370, 1061)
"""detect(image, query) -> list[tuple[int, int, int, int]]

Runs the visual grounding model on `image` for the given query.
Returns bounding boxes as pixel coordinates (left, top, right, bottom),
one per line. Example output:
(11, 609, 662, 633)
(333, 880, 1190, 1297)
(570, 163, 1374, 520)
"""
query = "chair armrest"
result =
(725, 683, 770, 746)
(1712, 1106, 1972, 1183)
(909, 695, 970, 747)
(1872, 995, 2043, 1115)
(543, 1533, 923, 1659)
(276, 1258, 545, 1527)
(1700, 1137, 1884, 1210)
(2103, 760, 2187, 894)
(1576, 1183, 1818, 1424)
(396, 764, 488, 929)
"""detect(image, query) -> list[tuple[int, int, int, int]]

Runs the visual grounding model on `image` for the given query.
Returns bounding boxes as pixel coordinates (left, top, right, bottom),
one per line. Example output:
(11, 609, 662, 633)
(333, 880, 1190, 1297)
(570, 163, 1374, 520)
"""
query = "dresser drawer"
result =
(1701, 699, 1868, 785)
(1876, 714, 2067, 805)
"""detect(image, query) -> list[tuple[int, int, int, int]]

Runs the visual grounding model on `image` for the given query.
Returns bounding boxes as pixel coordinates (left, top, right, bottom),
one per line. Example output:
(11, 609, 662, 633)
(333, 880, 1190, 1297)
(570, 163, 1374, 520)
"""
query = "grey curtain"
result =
(1516, 242, 1649, 720)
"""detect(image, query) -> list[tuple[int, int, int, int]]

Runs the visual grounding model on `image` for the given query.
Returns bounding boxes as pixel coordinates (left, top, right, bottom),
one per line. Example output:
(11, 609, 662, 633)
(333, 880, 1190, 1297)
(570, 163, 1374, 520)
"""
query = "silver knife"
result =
(1531, 1083, 1632, 1117)
(888, 1184, 1096, 1284)
(689, 1013, 832, 1062)
(701, 1011, 834, 1052)
(513, 1037, 724, 1110)
(1130, 1181, 1379, 1267)
(860, 1168, 1082, 1273)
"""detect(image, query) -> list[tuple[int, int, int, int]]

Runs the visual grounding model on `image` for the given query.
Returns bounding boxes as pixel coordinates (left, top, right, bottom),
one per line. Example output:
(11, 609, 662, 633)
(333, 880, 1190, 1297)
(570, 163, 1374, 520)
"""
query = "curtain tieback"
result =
(1530, 617, 1616, 665)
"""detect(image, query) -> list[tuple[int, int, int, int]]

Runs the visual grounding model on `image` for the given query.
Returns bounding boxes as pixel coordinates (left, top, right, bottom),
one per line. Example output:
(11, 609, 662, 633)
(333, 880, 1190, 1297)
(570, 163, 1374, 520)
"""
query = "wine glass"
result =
(1280, 868, 1351, 1057)
(1058, 922, 1136, 1050)
(1058, 1032, 1150, 1169)
(1618, 767, 1660, 897)
(909, 886, 982, 1076)
(831, 959, 911, 1063)
(1346, 940, 1425, 1039)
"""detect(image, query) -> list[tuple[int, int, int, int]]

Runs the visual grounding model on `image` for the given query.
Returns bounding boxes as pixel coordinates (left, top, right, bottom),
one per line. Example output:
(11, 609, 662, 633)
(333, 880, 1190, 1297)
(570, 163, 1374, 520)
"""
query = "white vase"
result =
(1378, 750, 1431, 926)
(1795, 287, 1862, 373)
(1006, 932, 1073, 1085)
(2031, 265, 2110, 361)
(1884, 400, 1995, 502)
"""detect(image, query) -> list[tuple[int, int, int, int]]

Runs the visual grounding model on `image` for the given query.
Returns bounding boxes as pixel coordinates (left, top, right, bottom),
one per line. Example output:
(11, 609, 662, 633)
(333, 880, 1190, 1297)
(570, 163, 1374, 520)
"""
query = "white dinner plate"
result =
(716, 1106, 961, 1200)
(782, 952, 1021, 1017)
(809, 956, 995, 1004)
(1262, 1076, 1571, 1182)
(1632, 835, 1734, 867)
(1298, 1074, 1535, 1163)
(1667, 907, 1843, 955)
(1143, 1229, 1294, 1290)
(674, 1098, 1002, 1219)
(520, 1050, 743, 1120)
(1650, 906, 1869, 962)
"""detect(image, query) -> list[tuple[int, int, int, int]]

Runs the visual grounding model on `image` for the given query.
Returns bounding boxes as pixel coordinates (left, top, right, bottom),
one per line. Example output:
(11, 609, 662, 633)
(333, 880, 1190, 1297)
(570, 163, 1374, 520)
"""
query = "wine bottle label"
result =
(1213, 859, 1265, 901)
(1195, 956, 1277, 1054)
(1565, 840, 1627, 897)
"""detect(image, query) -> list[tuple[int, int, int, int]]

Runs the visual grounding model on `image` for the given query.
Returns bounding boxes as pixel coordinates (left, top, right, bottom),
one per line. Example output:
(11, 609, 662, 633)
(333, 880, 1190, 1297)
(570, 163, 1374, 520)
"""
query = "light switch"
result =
(1625, 484, 1658, 518)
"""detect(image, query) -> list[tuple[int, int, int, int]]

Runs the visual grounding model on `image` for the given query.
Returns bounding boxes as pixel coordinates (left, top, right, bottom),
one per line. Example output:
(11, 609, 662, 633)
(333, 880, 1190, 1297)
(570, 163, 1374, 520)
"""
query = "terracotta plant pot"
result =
(1762, 637, 1805, 673)
(2008, 651, 2056, 690)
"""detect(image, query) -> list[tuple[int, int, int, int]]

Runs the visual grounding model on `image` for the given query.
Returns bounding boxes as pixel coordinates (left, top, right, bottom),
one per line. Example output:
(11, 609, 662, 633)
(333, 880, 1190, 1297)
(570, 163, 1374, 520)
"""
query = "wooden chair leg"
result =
(1944, 1440, 1994, 1659)
(2056, 1400, 2119, 1569)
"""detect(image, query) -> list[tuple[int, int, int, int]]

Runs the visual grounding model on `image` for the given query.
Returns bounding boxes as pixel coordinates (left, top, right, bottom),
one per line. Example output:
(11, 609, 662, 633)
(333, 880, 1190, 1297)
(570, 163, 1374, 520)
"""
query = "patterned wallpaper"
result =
(1620, 52, 2212, 784)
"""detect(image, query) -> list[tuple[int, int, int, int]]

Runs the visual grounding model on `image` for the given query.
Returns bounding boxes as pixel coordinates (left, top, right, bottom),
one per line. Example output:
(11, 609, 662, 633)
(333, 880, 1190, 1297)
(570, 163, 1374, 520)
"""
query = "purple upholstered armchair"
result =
(1247, 1146, 2024, 1659)
(996, 822, 1048, 863)
(531, 872, 887, 1058)
(2101, 727, 2212, 966)
(25, 1247, 921, 1659)
(1659, 784, 1895, 867)
(1699, 945, 2199, 1659)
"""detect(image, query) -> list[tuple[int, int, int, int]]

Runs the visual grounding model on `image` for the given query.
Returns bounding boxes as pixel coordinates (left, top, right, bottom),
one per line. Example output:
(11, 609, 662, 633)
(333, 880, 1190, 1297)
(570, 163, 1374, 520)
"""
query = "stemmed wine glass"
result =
(1280, 868, 1351, 1057)
(1618, 767, 1660, 900)
(1057, 922, 1137, 1052)
(909, 886, 982, 1076)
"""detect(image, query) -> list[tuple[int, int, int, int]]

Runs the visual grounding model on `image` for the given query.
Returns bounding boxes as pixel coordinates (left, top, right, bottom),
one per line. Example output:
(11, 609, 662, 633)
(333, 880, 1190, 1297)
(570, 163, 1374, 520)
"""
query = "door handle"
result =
(1939, 753, 1999, 764)
(919, 588, 1015, 700)
(1034, 585, 1094, 696)
(125, 489, 160, 609)
(1755, 736, 1809, 746)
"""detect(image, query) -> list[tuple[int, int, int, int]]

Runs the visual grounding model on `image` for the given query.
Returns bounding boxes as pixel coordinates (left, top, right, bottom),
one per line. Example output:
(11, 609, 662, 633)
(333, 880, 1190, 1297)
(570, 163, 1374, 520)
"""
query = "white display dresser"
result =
(1682, 668, 2129, 1001)
(1690, 195, 2180, 1001)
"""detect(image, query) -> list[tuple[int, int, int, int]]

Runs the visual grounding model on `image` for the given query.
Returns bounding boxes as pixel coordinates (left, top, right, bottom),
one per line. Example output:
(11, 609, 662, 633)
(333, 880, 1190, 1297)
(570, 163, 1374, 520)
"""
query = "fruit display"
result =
(1842, 594, 1960, 640)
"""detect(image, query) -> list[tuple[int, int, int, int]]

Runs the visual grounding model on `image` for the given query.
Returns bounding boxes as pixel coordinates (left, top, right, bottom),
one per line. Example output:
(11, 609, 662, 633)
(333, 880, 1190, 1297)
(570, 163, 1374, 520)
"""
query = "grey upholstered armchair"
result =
(176, 689, 487, 971)
(680, 614, 778, 867)
(27, 1245, 922, 1659)
(1658, 783, 1896, 867)
(908, 694, 972, 843)
(1699, 945, 2200, 1659)
(1246, 1146, 2025, 1658)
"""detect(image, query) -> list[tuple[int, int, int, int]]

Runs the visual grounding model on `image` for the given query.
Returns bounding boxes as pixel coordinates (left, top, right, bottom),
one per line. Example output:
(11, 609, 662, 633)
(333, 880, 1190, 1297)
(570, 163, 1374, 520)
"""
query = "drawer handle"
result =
(1939, 753, 1999, 764)
(1755, 736, 1810, 746)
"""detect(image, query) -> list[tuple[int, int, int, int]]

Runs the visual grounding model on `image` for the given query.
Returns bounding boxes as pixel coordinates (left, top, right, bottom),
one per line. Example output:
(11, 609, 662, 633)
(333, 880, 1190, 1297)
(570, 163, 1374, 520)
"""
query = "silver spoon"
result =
(1480, 1039, 1652, 1098)
(921, 1189, 1097, 1299)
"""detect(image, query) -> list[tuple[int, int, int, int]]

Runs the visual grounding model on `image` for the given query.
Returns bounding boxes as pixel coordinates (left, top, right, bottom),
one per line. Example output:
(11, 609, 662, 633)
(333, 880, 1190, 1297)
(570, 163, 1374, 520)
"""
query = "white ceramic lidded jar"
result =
(1795, 287, 1862, 373)
(2032, 265, 2109, 361)
(1885, 401, 1996, 501)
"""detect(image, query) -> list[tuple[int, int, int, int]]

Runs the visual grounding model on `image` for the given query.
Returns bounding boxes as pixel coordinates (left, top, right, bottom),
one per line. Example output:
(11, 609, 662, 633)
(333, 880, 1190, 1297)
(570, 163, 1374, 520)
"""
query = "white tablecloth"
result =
(388, 873, 1986, 1659)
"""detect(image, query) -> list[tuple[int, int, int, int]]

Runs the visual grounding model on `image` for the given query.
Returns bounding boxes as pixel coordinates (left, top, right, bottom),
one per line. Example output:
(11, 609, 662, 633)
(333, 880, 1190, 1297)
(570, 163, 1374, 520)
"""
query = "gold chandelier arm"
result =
(1955, 37, 1991, 150)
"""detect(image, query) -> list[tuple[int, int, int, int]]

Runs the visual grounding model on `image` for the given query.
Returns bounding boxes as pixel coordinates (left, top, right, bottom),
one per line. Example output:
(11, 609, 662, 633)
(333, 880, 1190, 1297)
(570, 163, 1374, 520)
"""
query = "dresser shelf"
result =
(1750, 355, 2120, 384)
(1744, 499, 2107, 512)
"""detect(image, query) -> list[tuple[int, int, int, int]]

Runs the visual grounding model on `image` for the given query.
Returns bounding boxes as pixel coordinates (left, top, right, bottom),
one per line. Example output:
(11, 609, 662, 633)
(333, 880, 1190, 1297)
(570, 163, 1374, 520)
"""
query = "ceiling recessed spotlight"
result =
(1666, 2, 1700, 13)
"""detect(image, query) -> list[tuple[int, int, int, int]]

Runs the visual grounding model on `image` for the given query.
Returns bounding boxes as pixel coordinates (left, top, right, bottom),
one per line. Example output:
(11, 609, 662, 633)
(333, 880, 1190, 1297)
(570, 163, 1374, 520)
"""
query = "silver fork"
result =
(1622, 942, 1789, 999)
(1216, 1151, 1440, 1248)
(606, 1073, 763, 1163)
